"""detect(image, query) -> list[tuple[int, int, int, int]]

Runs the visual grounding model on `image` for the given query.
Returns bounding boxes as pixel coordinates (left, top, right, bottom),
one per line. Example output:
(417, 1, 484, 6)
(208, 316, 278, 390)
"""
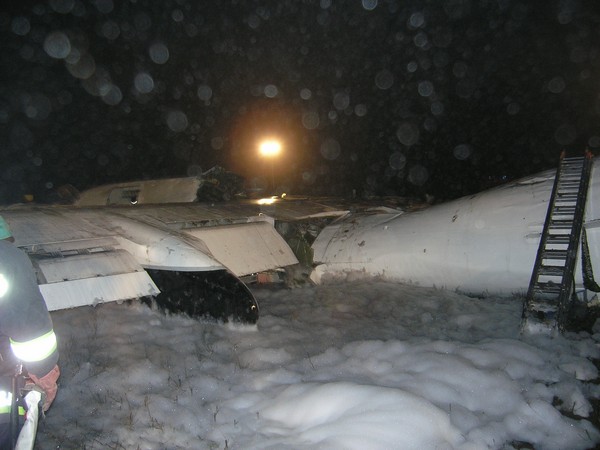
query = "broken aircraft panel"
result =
(0, 202, 312, 323)
(1, 171, 405, 323)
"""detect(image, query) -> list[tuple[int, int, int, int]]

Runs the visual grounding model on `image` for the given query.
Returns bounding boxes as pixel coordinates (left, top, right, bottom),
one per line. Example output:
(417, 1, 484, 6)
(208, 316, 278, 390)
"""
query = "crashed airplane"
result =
(1, 169, 350, 323)
(2, 156, 599, 330)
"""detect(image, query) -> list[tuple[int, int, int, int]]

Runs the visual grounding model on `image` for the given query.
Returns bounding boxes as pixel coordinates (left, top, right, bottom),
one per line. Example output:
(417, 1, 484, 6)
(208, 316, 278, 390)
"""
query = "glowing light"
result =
(258, 138, 283, 194)
(259, 140, 281, 158)
(257, 197, 277, 205)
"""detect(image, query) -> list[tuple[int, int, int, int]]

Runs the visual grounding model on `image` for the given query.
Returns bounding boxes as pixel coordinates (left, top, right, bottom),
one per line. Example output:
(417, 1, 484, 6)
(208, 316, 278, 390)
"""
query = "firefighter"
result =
(0, 215, 59, 448)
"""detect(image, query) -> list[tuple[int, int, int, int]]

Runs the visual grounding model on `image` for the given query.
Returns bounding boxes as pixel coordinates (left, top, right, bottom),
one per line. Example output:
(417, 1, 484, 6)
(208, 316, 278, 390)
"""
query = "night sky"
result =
(1, 0, 599, 205)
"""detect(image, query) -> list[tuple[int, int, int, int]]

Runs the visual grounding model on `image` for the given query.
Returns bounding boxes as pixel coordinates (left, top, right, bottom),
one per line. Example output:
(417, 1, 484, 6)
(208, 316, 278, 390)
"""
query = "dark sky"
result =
(1, 0, 599, 204)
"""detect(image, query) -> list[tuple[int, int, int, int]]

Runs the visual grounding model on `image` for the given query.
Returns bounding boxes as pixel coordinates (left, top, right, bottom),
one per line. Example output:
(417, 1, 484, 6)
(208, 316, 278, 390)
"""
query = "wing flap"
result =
(182, 221, 298, 276)
(33, 250, 159, 310)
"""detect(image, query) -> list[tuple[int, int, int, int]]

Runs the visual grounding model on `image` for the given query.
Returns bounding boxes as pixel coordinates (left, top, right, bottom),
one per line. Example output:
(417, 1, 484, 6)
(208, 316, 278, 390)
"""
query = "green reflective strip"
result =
(10, 329, 57, 363)
(0, 406, 25, 416)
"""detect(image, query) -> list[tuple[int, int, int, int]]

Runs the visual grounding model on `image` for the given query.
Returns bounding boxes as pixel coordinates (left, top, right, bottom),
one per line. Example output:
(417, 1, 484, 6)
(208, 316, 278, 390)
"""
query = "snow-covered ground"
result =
(36, 280, 600, 450)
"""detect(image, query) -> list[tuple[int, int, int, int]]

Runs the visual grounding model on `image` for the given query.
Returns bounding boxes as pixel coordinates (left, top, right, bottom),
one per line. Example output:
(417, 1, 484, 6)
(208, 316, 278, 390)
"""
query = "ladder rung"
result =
(549, 220, 575, 229)
(554, 203, 576, 208)
(542, 249, 568, 259)
(546, 235, 570, 244)
(551, 215, 575, 220)
(557, 188, 580, 194)
(552, 206, 576, 214)
(538, 265, 565, 276)
(560, 165, 583, 170)
(553, 209, 576, 214)
(533, 282, 562, 294)
(556, 193, 578, 199)
(527, 301, 558, 313)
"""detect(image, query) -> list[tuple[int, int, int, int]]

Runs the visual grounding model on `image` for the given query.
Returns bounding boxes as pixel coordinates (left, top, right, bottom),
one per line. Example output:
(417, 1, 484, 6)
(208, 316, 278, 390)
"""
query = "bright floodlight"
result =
(259, 140, 281, 157)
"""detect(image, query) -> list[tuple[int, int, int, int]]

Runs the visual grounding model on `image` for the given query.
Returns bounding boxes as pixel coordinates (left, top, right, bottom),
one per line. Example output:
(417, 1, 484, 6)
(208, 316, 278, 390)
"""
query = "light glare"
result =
(259, 140, 281, 157)
(257, 197, 277, 205)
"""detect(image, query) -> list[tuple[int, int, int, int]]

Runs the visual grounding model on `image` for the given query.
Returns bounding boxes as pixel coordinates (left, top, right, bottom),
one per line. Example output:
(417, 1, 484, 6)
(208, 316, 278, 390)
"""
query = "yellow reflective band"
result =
(10, 330, 57, 363)
(0, 273, 8, 298)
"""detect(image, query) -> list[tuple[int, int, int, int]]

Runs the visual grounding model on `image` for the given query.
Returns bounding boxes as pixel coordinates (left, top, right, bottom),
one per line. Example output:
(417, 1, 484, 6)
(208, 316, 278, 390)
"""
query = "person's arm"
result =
(0, 241, 60, 411)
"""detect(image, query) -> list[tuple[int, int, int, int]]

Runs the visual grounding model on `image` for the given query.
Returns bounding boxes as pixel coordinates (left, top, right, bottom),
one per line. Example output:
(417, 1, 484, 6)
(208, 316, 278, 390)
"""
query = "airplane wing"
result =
(2, 206, 157, 311)
(1, 170, 403, 323)
(1, 202, 306, 322)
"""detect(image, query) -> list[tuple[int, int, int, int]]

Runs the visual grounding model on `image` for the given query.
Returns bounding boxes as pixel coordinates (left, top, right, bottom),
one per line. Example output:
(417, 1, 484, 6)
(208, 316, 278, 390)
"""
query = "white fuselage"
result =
(312, 158, 600, 297)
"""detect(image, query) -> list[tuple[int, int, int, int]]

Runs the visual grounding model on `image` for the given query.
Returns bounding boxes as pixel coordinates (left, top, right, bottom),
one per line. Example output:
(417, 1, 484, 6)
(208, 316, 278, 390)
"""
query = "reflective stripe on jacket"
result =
(0, 241, 59, 378)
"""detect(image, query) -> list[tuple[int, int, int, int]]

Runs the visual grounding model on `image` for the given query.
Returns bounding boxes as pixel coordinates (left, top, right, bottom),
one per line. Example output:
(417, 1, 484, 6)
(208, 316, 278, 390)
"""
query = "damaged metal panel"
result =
(33, 250, 159, 310)
(34, 249, 145, 283)
(3, 207, 115, 249)
(182, 221, 298, 276)
(0, 196, 352, 314)
(77, 177, 202, 206)
(114, 203, 266, 229)
(39, 272, 158, 311)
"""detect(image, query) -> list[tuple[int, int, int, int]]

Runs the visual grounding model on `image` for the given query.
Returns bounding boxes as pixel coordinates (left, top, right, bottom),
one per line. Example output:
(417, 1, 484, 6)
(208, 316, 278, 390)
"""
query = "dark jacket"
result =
(0, 240, 58, 378)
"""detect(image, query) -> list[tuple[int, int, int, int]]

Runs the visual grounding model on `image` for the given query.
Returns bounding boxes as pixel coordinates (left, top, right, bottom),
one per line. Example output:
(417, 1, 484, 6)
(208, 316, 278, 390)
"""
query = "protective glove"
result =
(28, 364, 60, 412)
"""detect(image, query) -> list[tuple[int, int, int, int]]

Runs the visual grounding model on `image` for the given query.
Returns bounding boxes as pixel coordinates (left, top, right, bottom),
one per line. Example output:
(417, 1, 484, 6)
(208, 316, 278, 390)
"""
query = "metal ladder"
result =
(522, 151, 593, 332)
